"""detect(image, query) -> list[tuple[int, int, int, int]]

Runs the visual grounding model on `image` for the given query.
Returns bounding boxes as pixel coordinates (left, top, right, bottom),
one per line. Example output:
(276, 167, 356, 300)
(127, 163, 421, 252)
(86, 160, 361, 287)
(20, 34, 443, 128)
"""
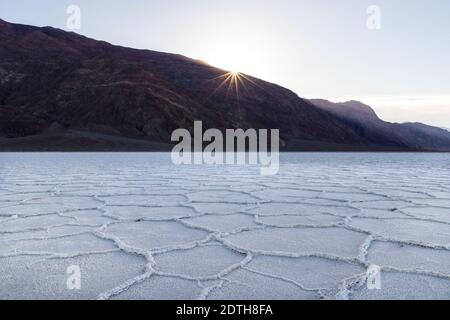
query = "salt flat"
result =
(0, 153, 449, 300)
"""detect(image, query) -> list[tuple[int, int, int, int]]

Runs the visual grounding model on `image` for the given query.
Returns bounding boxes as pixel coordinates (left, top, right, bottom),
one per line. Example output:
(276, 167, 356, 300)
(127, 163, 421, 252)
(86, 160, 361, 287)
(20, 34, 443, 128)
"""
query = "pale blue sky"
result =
(1, 0, 449, 126)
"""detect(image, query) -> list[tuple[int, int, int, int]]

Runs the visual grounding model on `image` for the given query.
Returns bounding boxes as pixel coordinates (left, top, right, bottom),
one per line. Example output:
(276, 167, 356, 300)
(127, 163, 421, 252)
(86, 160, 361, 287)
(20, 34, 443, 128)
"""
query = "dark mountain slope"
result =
(0, 19, 369, 150)
(1, 19, 449, 151)
(311, 99, 450, 151)
(399, 122, 450, 150)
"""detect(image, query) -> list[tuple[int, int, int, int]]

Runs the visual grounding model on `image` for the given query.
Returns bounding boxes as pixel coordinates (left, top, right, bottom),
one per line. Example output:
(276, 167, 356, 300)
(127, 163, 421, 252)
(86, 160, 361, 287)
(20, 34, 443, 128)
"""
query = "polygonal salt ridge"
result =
(255, 214, 342, 228)
(306, 186, 364, 193)
(58, 186, 145, 196)
(140, 188, 192, 196)
(367, 240, 450, 278)
(294, 198, 350, 207)
(181, 213, 259, 234)
(0, 214, 74, 233)
(409, 198, 450, 208)
(187, 202, 252, 215)
(3, 185, 57, 193)
(2, 153, 450, 299)
(0, 214, 18, 224)
(0, 228, 48, 242)
(0, 204, 72, 217)
(245, 255, 366, 292)
(245, 202, 359, 217)
(401, 206, 450, 224)
(110, 275, 204, 300)
(58, 209, 112, 226)
(0, 200, 18, 208)
(187, 190, 260, 204)
(190, 180, 261, 188)
(351, 208, 408, 219)
(250, 188, 322, 202)
(98, 194, 188, 206)
(318, 192, 387, 202)
(21, 195, 103, 211)
(256, 181, 318, 188)
(103, 220, 210, 252)
(207, 269, 320, 300)
(0, 225, 97, 245)
(348, 271, 450, 300)
(0, 235, 118, 260)
(0, 251, 147, 300)
(425, 190, 450, 198)
(153, 244, 246, 279)
(104, 205, 197, 221)
(0, 192, 50, 202)
(363, 188, 434, 199)
(222, 227, 368, 261)
(350, 199, 414, 210)
(349, 217, 450, 248)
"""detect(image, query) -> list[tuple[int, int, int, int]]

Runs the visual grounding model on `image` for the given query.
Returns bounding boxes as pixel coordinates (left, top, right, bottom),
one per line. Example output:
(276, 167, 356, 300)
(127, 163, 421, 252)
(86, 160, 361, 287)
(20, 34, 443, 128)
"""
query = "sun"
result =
(209, 68, 261, 107)
(203, 36, 257, 77)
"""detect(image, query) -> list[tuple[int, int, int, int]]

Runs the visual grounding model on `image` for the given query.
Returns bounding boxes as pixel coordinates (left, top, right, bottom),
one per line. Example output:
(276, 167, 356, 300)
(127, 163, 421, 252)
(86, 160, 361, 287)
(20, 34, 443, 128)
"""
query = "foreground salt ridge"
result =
(0, 153, 450, 300)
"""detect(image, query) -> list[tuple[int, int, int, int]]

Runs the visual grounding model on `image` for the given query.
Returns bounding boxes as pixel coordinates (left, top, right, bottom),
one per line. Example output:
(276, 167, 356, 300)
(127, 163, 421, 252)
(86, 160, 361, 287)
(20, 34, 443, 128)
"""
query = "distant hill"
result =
(0, 18, 449, 151)
(310, 99, 450, 151)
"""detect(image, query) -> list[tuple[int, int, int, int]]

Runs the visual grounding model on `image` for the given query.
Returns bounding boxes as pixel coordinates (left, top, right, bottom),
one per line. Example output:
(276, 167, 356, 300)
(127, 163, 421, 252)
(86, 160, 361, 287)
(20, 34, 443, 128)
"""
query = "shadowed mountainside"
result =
(311, 99, 450, 151)
(0, 19, 448, 151)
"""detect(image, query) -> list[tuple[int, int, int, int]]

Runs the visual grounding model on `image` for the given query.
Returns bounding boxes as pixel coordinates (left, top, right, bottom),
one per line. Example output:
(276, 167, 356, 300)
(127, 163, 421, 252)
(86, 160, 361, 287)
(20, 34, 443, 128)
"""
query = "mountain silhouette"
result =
(311, 99, 450, 151)
(0, 19, 449, 151)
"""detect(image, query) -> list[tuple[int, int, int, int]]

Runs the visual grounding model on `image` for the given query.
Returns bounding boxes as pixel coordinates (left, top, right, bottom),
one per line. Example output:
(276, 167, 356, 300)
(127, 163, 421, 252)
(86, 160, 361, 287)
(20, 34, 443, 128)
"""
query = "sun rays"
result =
(209, 70, 261, 104)
(205, 70, 265, 123)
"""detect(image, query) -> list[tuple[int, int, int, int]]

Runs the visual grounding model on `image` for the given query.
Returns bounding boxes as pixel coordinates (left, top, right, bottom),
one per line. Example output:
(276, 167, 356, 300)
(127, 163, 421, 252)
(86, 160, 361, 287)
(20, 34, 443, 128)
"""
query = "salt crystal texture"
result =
(0, 152, 449, 300)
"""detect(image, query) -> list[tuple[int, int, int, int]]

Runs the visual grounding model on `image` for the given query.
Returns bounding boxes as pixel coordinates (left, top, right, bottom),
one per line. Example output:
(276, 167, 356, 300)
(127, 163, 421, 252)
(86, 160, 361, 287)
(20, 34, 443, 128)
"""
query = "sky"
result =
(1, 0, 450, 127)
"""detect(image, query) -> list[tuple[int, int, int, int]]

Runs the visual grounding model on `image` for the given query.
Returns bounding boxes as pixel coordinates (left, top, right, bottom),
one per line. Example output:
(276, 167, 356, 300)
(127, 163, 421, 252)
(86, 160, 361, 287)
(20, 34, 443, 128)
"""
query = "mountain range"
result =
(1, 18, 449, 151)
(310, 99, 450, 151)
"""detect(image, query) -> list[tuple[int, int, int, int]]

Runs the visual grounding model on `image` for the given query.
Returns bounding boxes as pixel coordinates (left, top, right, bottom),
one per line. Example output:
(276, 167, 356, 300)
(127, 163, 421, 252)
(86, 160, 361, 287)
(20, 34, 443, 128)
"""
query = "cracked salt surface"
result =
(0, 152, 450, 300)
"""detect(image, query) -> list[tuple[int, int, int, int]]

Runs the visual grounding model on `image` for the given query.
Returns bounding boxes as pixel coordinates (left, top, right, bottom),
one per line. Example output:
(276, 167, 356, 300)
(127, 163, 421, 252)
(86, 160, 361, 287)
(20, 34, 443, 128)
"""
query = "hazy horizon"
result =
(1, 0, 449, 127)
